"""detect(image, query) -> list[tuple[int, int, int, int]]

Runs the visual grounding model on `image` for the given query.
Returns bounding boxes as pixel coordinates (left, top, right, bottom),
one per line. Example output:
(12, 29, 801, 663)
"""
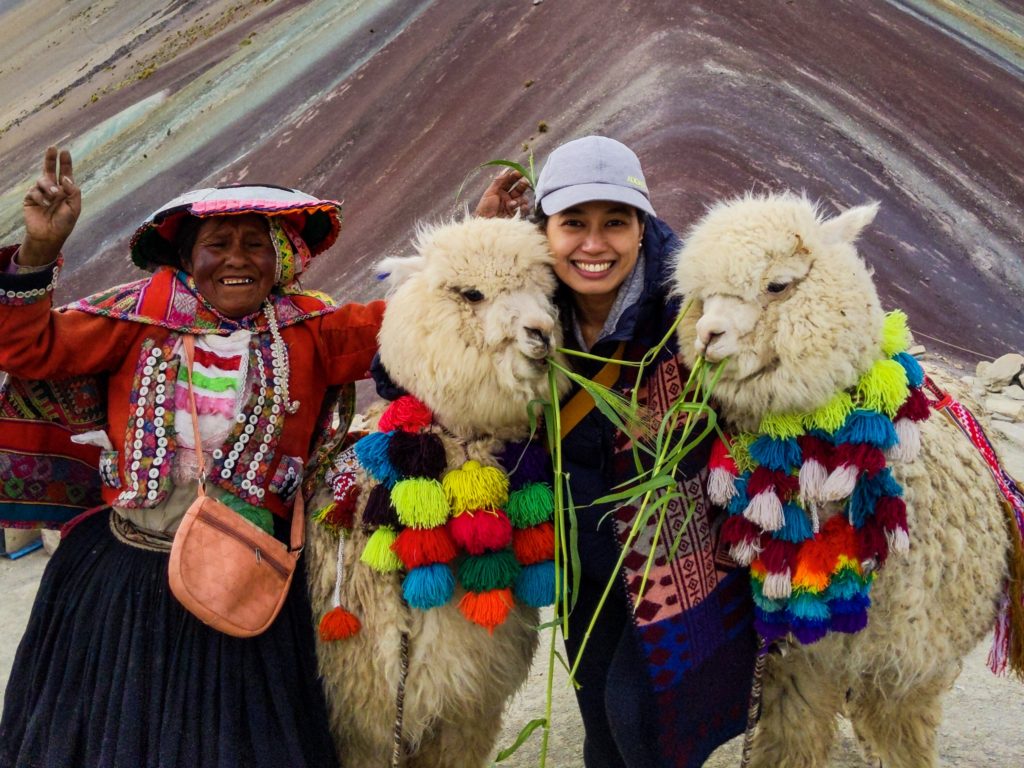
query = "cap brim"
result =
(539, 183, 655, 217)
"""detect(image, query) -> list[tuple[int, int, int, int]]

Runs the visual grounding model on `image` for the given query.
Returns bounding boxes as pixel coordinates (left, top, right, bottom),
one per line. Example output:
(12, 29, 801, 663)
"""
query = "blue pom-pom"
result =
(402, 564, 455, 610)
(514, 561, 556, 607)
(727, 473, 750, 516)
(893, 352, 924, 388)
(849, 468, 903, 529)
(776, 503, 814, 543)
(788, 591, 831, 621)
(835, 410, 898, 450)
(749, 435, 802, 472)
(829, 593, 871, 615)
(354, 431, 401, 487)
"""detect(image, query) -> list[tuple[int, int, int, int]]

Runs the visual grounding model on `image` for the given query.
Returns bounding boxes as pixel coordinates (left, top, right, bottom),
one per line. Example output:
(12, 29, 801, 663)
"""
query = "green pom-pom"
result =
(391, 478, 450, 529)
(856, 358, 909, 418)
(805, 391, 854, 434)
(758, 412, 805, 440)
(880, 310, 912, 357)
(360, 527, 403, 573)
(457, 549, 521, 591)
(506, 483, 554, 528)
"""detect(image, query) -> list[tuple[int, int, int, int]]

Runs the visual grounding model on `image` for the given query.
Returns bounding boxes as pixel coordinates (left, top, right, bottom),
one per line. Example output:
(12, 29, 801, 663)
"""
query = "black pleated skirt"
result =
(0, 510, 339, 768)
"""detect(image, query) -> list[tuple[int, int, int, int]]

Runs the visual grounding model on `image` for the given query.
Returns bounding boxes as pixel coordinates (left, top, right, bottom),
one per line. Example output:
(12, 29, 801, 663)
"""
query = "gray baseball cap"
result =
(534, 136, 655, 217)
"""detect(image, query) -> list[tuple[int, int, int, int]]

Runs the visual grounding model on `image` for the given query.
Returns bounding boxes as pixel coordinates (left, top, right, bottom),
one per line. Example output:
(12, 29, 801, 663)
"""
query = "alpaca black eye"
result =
(460, 288, 485, 303)
(766, 282, 789, 294)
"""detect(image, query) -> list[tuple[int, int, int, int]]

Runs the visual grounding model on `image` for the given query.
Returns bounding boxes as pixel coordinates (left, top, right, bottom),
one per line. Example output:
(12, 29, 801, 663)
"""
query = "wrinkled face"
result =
(377, 217, 564, 437)
(184, 214, 276, 318)
(545, 201, 643, 299)
(674, 196, 883, 425)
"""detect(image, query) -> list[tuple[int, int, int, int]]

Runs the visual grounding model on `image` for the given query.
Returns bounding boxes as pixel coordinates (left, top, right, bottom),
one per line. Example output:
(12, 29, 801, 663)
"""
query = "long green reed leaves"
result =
(494, 300, 727, 767)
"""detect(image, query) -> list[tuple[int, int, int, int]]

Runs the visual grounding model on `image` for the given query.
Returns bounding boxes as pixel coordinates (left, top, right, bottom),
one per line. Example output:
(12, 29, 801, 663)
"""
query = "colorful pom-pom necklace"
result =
(317, 394, 556, 639)
(709, 310, 930, 646)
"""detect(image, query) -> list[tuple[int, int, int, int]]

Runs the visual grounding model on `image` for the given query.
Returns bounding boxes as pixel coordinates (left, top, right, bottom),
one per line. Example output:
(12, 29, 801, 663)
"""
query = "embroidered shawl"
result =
(0, 267, 337, 529)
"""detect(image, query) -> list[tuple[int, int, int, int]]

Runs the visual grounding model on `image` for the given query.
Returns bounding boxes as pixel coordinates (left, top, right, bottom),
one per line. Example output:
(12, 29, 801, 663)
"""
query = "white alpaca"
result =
(673, 193, 1017, 767)
(306, 216, 563, 767)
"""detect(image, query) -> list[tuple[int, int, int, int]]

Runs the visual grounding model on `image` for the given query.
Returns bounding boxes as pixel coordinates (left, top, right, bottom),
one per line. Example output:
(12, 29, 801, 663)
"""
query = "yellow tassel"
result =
(442, 460, 509, 514)
(806, 391, 854, 434)
(730, 434, 757, 474)
(360, 527, 403, 573)
(856, 358, 909, 418)
(391, 478, 449, 529)
(881, 310, 912, 357)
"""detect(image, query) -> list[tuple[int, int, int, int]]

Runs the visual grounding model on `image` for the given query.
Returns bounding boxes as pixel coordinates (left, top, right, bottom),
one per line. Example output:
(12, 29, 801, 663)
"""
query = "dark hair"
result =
(139, 214, 204, 272)
(175, 215, 203, 271)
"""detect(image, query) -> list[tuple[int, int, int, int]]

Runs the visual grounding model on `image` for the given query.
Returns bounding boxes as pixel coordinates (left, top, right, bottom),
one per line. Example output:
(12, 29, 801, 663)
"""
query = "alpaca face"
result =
(377, 217, 562, 438)
(673, 194, 884, 428)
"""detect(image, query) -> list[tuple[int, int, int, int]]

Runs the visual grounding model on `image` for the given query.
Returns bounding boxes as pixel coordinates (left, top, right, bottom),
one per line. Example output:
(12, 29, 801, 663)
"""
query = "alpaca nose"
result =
(525, 326, 551, 353)
(695, 316, 729, 359)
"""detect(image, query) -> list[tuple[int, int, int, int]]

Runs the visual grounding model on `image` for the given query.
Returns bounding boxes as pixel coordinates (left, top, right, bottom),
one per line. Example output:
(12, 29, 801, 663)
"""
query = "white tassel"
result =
(886, 527, 910, 556)
(821, 464, 858, 502)
(799, 458, 828, 504)
(886, 418, 921, 464)
(708, 468, 738, 506)
(763, 570, 793, 599)
(730, 539, 761, 566)
(743, 489, 785, 531)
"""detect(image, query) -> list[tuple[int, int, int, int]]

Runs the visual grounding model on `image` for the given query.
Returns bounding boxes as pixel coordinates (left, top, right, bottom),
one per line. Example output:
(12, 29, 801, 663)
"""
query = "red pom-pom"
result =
(720, 514, 760, 546)
(759, 538, 800, 573)
(833, 443, 886, 477)
(748, 467, 798, 499)
(458, 588, 513, 631)
(709, 437, 739, 473)
(895, 387, 931, 422)
(379, 395, 434, 433)
(392, 526, 458, 569)
(512, 522, 555, 565)
(447, 509, 513, 555)
(858, 518, 890, 565)
(874, 495, 907, 531)
(798, 434, 832, 466)
(319, 606, 361, 641)
(325, 488, 360, 530)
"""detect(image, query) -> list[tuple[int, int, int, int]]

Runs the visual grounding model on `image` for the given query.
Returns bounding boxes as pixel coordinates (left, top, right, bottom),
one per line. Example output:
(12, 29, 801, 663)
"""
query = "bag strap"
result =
(559, 341, 626, 439)
(181, 336, 305, 553)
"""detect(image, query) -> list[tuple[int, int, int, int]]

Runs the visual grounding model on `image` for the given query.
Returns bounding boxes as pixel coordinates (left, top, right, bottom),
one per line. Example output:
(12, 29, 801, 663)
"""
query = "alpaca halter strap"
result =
(315, 394, 556, 639)
(708, 310, 930, 647)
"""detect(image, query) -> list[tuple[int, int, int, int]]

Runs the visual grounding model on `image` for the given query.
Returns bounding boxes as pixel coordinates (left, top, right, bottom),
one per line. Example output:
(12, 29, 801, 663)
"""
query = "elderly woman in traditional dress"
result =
(0, 147, 383, 768)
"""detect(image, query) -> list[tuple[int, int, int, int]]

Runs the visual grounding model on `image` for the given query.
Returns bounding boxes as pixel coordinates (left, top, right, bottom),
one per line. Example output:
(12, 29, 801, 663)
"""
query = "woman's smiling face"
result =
(184, 214, 277, 318)
(544, 201, 643, 299)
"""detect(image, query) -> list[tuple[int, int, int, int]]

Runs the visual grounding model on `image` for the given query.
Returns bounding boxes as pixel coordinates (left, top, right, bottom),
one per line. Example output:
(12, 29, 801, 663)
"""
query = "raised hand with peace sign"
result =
(19, 146, 81, 267)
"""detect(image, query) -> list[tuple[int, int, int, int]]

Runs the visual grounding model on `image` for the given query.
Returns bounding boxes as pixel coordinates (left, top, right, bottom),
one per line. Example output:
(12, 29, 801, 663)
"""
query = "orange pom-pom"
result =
(512, 522, 555, 565)
(392, 526, 459, 569)
(792, 561, 831, 593)
(458, 588, 513, 632)
(318, 606, 361, 641)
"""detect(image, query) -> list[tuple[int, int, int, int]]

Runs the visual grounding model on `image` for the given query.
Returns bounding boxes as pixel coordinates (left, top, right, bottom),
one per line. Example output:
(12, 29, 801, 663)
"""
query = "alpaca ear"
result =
(376, 255, 427, 290)
(821, 202, 879, 245)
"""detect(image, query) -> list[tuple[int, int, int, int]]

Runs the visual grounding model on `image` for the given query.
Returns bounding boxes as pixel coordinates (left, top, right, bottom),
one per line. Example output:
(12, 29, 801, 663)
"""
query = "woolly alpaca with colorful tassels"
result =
(674, 192, 1023, 768)
(304, 216, 565, 768)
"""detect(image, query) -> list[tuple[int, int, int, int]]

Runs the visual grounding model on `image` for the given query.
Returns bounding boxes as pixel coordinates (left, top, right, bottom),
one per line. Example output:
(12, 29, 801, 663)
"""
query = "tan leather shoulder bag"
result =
(168, 335, 304, 638)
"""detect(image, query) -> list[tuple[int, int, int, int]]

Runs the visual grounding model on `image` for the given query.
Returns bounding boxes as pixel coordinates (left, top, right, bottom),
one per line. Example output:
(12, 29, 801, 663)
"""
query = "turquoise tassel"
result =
(893, 352, 924, 388)
(514, 561, 556, 607)
(835, 410, 898, 450)
(402, 564, 455, 610)
(749, 435, 802, 472)
(776, 503, 814, 543)
(354, 431, 401, 487)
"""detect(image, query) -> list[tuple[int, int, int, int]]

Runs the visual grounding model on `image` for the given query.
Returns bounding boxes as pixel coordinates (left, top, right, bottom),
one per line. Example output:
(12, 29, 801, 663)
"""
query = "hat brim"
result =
(539, 183, 655, 217)
(129, 187, 342, 272)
